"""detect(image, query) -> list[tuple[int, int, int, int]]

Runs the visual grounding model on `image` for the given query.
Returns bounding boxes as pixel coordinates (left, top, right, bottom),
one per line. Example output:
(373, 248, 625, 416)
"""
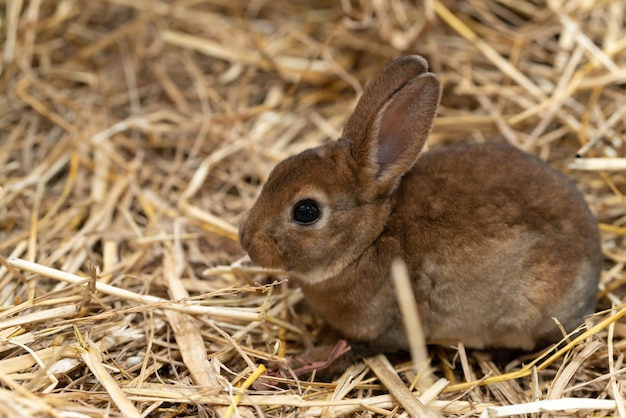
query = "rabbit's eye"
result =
(293, 199, 320, 225)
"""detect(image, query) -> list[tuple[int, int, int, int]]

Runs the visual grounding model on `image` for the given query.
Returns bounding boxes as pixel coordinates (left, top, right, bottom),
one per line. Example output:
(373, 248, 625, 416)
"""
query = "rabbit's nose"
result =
(238, 213, 250, 246)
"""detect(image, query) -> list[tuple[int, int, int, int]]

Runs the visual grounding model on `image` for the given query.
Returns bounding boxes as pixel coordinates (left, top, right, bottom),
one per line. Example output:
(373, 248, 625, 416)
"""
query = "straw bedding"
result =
(1, 0, 626, 416)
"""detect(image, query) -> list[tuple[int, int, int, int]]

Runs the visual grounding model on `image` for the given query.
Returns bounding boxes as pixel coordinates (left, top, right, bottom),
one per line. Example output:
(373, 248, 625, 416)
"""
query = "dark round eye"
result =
(292, 199, 321, 225)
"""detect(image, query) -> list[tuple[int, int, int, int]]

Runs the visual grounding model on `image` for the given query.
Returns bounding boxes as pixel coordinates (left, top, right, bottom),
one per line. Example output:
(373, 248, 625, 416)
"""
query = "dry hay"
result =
(1, 0, 626, 416)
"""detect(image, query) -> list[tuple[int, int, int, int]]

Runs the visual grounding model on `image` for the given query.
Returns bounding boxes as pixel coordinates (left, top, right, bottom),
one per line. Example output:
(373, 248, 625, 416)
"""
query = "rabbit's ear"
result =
(343, 56, 429, 144)
(375, 73, 441, 184)
(350, 72, 441, 195)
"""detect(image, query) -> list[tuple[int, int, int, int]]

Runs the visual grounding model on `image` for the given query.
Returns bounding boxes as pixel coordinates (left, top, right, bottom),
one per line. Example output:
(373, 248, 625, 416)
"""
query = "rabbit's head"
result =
(239, 56, 442, 284)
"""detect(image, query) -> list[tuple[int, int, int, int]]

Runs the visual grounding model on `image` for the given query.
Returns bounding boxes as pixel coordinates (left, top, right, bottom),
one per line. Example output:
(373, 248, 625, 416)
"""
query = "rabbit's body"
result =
(298, 142, 601, 351)
(239, 56, 602, 356)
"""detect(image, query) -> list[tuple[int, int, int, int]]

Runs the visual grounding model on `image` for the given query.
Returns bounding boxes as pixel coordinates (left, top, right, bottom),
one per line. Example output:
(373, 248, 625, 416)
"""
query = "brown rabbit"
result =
(239, 56, 602, 359)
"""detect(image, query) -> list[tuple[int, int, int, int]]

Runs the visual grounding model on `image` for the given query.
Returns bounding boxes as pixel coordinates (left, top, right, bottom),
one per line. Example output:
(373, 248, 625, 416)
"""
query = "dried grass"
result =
(1, 0, 626, 416)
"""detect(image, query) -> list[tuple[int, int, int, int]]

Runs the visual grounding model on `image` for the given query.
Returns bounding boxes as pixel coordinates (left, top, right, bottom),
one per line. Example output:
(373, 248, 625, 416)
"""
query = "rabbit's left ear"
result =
(343, 55, 429, 145)
(356, 72, 442, 195)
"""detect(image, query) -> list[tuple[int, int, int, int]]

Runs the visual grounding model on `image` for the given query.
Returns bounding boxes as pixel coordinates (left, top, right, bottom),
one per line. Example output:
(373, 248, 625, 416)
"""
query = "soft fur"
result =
(239, 55, 602, 355)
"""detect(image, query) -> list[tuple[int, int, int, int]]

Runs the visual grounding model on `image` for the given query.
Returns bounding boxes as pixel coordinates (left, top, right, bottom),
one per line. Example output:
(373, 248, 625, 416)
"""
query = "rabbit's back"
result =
(392, 143, 602, 349)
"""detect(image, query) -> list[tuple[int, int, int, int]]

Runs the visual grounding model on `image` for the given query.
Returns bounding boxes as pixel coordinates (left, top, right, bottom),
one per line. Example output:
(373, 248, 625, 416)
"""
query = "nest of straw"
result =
(1, 0, 626, 416)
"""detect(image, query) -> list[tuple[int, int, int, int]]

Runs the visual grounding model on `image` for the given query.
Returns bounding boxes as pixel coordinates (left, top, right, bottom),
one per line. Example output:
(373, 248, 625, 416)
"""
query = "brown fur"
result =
(239, 56, 602, 357)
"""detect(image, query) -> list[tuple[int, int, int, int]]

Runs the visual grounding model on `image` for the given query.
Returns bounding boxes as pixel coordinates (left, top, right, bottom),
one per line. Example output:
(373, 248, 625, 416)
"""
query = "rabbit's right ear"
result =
(343, 56, 441, 196)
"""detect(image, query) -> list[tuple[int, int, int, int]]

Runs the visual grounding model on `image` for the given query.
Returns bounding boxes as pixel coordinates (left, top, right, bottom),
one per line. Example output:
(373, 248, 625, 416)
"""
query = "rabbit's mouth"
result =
(241, 232, 287, 271)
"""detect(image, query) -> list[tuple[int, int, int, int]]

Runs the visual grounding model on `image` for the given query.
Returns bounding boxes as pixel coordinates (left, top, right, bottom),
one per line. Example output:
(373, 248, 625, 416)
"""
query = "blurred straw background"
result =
(1, 0, 626, 416)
